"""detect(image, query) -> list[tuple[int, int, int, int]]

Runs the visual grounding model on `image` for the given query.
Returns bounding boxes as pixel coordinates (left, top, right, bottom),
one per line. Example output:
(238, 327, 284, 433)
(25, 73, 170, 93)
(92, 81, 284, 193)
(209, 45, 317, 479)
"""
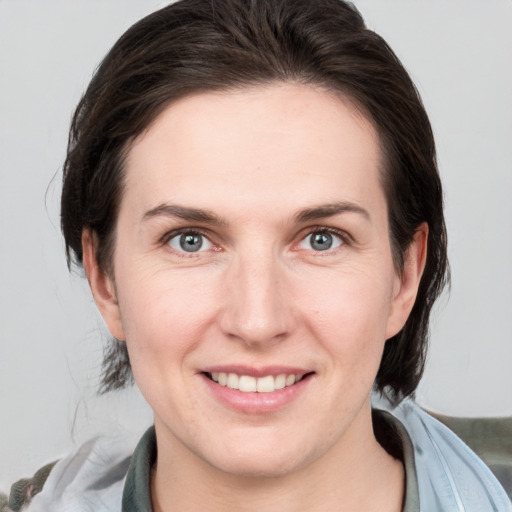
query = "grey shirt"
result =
(17, 399, 511, 511)
(121, 411, 420, 512)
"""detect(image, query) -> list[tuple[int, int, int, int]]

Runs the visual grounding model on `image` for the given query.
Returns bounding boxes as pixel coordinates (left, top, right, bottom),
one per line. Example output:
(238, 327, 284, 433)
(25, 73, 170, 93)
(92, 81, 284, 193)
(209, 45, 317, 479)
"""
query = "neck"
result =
(151, 405, 404, 512)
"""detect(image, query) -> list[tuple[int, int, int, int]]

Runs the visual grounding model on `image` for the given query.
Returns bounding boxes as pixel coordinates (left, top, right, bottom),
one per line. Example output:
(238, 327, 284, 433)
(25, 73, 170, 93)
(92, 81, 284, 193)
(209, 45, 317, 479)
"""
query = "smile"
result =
(208, 372, 305, 393)
(201, 368, 314, 413)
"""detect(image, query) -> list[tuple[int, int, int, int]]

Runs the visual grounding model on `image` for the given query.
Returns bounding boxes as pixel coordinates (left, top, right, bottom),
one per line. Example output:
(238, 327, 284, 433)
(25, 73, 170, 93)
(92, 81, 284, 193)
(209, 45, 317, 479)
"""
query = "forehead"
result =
(123, 83, 384, 219)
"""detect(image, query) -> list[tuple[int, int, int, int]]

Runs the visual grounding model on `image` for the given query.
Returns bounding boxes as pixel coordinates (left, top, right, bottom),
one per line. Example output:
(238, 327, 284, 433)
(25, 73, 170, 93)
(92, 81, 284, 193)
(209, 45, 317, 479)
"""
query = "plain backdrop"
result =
(1, 0, 511, 487)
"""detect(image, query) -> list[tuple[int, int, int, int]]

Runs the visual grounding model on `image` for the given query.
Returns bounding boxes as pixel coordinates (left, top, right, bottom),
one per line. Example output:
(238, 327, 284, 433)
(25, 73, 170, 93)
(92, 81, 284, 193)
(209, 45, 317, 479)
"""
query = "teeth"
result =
(227, 373, 239, 389)
(239, 375, 257, 392)
(209, 372, 305, 392)
(256, 375, 274, 393)
(274, 374, 286, 390)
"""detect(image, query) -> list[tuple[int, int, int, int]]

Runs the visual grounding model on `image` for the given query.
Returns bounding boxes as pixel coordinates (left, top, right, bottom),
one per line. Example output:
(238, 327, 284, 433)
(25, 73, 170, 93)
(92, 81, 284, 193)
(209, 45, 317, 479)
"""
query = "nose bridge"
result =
(220, 244, 291, 345)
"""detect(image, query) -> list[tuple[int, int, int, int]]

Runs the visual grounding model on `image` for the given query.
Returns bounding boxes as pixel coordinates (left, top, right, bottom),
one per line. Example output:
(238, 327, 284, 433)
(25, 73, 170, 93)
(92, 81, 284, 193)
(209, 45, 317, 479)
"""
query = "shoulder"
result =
(4, 430, 139, 512)
(2, 461, 57, 512)
(380, 398, 512, 511)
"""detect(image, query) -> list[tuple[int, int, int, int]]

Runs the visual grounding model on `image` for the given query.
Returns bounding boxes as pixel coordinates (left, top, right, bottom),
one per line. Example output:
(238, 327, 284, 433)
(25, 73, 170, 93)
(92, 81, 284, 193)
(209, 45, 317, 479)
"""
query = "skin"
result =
(83, 83, 427, 512)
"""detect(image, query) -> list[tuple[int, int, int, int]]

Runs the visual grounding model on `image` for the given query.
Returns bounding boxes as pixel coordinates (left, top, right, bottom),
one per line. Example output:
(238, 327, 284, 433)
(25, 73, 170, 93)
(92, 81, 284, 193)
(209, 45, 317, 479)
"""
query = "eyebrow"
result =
(294, 202, 370, 223)
(142, 204, 226, 225)
(142, 201, 370, 226)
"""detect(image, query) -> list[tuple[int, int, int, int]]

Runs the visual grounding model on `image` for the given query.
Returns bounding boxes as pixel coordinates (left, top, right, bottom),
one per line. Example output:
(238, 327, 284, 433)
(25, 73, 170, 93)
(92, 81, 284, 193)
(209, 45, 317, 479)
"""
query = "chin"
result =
(203, 439, 317, 479)
(214, 457, 303, 479)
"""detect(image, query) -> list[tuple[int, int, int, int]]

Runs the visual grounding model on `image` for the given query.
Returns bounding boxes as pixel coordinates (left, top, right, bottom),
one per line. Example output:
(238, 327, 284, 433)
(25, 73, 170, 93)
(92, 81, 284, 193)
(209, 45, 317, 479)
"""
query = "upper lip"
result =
(201, 365, 313, 378)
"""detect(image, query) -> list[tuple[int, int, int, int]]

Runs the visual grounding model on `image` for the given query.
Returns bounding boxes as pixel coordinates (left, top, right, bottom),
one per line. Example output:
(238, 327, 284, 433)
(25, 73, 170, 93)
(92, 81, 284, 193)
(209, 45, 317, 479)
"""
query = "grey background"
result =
(1, 0, 511, 486)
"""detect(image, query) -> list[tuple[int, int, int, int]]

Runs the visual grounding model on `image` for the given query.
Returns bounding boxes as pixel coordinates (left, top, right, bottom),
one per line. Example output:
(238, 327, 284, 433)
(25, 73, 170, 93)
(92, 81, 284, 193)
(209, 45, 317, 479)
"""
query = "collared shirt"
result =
(122, 410, 420, 511)
(21, 399, 512, 511)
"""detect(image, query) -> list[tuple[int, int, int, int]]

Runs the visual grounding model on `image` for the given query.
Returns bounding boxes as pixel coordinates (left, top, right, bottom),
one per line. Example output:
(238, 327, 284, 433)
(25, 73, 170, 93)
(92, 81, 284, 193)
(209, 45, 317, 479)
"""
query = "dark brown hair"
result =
(61, 0, 448, 402)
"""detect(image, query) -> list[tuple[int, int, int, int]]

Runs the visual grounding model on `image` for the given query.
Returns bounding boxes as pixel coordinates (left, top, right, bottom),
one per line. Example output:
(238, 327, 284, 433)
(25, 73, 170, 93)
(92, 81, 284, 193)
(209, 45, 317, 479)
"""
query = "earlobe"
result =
(82, 229, 126, 341)
(385, 223, 428, 339)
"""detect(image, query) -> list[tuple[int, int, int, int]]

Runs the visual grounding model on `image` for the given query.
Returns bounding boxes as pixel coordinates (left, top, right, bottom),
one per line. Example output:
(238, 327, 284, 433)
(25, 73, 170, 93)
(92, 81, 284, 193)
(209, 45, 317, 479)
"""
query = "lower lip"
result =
(201, 374, 313, 414)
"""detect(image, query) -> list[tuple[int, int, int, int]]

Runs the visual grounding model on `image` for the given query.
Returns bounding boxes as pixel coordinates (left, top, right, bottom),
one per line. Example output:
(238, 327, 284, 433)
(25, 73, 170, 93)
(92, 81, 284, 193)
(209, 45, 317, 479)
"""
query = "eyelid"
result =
(302, 225, 352, 243)
(294, 225, 352, 253)
(158, 225, 352, 254)
(160, 227, 206, 244)
(160, 227, 219, 254)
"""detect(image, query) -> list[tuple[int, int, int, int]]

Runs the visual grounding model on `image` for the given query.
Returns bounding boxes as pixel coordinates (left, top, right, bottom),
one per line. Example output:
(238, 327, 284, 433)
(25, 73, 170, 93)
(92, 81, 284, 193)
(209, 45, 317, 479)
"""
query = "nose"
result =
(218, 249, 294, 347)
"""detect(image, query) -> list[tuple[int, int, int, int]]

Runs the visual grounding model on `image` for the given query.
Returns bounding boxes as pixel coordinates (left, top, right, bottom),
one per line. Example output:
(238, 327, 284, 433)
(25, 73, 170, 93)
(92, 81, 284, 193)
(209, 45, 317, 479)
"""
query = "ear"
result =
(82, 229, 126, 341)
(385, 223, 428, 339)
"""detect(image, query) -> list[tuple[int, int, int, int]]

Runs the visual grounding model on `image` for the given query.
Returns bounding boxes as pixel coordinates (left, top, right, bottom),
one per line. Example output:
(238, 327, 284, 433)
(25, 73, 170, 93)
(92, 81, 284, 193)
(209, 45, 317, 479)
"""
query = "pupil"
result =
(311, 232, 332, 251)
(180, 233, 203, 252)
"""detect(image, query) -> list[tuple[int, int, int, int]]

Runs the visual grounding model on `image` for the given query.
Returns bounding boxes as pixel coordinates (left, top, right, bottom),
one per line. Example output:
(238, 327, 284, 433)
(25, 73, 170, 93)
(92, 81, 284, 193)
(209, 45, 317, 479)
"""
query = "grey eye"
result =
(299, 231, 343, 251)
(310, 232, 332, 251)
(168, 232, 212, 253)
(180, 233, 202, 252)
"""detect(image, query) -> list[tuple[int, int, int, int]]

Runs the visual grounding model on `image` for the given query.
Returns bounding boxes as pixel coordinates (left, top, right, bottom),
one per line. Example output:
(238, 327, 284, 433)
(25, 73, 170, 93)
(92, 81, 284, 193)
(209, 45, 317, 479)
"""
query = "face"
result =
(86, 84, 424, 478)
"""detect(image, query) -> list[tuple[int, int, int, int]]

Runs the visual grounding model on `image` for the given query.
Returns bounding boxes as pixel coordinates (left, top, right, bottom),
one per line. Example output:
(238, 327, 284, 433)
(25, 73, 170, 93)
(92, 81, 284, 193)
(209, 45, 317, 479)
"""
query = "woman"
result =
(4, 0, 510, 510)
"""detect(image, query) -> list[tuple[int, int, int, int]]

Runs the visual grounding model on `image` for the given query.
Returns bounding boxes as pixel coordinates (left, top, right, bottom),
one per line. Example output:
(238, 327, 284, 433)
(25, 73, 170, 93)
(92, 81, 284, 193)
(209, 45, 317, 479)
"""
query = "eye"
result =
(299, 230, 344, 252)
(168, 231, 213, 253)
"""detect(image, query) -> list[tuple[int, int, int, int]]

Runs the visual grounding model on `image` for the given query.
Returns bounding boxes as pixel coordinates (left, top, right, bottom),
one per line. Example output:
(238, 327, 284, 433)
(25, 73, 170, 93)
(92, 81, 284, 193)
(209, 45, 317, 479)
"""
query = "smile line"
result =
(206, 372, 311, 393)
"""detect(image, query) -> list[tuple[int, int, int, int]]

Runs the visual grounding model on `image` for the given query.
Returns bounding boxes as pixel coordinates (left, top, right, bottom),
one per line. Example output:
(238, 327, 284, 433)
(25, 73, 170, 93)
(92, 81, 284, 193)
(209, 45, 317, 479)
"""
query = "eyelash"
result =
(160, 226, 351, 256)
(159, 228, 215, 255)
(296, 226, 351, 254)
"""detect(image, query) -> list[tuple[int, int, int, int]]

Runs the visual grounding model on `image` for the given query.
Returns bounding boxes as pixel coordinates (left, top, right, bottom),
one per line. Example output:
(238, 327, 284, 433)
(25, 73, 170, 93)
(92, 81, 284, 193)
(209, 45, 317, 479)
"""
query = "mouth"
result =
(204, 371, 313, 393)
(200, 367, 315, 413)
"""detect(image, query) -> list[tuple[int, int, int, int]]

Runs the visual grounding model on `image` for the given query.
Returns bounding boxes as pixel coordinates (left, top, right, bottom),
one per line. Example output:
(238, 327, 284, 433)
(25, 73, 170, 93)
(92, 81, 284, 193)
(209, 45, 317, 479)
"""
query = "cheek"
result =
(115, 266, 221, 372)
(115, 270, 222, 423)
(299, 267, 394, 367)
